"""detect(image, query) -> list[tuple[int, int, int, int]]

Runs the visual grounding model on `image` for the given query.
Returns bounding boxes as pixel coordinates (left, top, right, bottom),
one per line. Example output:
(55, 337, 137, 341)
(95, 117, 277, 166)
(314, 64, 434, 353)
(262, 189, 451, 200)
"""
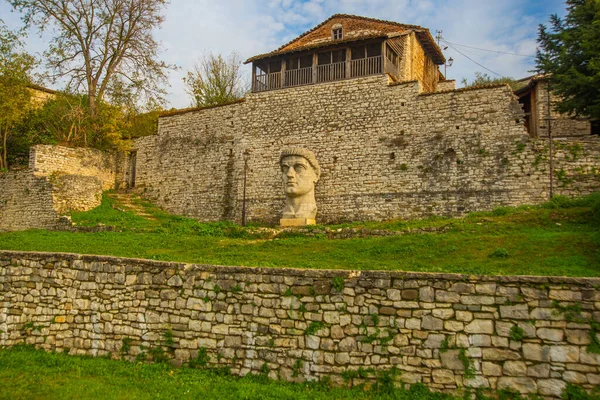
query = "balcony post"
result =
(312, 53, 318, 84)
(281, 59, 286, 88)
(382, 41, 387, 75)
(346, 48, 351, 78)
(251, 63, 256, 92)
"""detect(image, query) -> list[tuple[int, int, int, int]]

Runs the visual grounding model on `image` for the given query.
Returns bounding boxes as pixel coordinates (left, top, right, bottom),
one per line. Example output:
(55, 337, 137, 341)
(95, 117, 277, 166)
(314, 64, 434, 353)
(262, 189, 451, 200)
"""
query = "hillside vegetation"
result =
(0, 192, 599, 277)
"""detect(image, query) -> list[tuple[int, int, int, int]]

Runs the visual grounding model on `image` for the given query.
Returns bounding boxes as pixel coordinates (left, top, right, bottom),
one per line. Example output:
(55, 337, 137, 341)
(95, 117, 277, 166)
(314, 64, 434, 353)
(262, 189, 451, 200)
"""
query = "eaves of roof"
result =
(244, 14, 445, 65)
(244, 33, 388, 64)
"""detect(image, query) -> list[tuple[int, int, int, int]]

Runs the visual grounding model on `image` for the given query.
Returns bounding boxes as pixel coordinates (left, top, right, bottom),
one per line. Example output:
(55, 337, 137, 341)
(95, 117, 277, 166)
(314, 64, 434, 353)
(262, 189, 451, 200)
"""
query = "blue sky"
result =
(1, 0, 568, 109)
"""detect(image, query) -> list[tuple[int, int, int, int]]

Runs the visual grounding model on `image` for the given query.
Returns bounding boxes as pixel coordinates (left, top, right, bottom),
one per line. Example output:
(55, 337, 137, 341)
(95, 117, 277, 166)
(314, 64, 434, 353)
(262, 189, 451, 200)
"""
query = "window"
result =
(332, 24, 343, 40)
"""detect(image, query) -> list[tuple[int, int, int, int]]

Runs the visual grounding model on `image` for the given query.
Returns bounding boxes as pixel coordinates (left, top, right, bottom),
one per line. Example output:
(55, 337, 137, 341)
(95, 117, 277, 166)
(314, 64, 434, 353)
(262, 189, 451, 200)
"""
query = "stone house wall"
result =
(534, 81, 591, 138)
(1, 250, 599, 399)
(133, 76, 600, 224)
(409, 33, 438, 92)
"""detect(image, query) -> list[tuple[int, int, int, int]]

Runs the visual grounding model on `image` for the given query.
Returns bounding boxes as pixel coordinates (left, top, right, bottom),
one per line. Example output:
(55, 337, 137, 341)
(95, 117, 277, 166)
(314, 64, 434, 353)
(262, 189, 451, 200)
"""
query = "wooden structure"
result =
(245, 15, 446, 93)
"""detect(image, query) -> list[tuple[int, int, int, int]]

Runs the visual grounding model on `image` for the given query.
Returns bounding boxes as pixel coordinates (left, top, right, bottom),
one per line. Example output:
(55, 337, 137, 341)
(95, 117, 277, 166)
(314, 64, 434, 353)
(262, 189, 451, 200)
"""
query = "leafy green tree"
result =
(183, 52, 246, 107)
(0, 22, 36, 170)
(536, 0, 600, 119)
(461, 72, 525, 91)
(21, 92, 134, 150)
(8, 0, 175, 117)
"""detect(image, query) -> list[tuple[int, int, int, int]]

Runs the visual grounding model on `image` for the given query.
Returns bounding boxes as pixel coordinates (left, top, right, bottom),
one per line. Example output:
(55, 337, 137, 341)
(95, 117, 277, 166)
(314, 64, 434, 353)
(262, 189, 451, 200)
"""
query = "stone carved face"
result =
(281, 155, 318, 197)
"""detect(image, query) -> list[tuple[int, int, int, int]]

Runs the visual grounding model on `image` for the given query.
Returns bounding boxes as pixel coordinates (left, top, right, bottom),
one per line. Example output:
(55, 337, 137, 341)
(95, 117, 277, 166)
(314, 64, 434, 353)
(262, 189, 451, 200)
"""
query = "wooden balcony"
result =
(253, 55, 384, 93)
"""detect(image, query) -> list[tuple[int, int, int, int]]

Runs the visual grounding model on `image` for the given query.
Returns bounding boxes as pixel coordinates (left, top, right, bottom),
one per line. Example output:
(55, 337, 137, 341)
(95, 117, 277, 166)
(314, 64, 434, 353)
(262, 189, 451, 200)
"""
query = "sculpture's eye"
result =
(294, 164, 306, 173)
(281, 165, 290, 173)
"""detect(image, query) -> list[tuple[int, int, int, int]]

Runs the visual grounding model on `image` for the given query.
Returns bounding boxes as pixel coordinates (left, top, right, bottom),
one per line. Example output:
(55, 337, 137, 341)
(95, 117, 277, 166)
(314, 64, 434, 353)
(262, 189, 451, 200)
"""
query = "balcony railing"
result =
(285, 66, 312, 87)
(253, 55, 383, 92)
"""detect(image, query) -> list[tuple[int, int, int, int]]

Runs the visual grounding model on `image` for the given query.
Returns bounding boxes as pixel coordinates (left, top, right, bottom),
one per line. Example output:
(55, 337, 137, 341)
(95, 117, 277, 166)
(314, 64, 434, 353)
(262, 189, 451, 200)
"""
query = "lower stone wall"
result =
(1, 251, 599, 398)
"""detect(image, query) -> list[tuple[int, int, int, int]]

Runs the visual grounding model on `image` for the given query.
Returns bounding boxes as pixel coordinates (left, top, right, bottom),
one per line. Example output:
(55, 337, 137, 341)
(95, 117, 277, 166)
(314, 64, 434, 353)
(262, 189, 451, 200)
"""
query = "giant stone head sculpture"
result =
(279, 147, 320, 224)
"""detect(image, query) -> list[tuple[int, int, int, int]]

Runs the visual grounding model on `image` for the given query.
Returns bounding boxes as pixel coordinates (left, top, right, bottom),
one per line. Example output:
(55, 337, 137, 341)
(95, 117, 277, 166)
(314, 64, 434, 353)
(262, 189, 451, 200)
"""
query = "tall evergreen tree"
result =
(536, 0, 600, 119)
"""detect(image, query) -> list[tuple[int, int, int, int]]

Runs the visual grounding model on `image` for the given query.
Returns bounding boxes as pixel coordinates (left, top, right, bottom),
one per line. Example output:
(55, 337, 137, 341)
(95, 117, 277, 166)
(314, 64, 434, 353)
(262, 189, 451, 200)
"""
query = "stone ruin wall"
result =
(133, 75, 600, 224)
(30, 144, 124, 191)
(0, 171, 64, 231)
(0, 169, 102, 231)
(1, 250, 599, 399)
(0, 145, 124, 231)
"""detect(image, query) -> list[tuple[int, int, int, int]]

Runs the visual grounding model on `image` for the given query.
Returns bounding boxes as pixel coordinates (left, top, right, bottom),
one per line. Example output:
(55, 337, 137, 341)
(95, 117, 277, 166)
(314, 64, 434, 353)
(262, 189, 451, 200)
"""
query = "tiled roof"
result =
(28, 83, 57, 94)
(244, 14, 445, 65)
(159, 99, 245, 118)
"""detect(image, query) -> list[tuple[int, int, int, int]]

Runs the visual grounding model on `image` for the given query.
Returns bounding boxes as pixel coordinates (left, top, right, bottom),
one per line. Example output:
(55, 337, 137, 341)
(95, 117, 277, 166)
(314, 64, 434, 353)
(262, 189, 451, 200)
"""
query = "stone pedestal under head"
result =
(279, 147, 320, 226)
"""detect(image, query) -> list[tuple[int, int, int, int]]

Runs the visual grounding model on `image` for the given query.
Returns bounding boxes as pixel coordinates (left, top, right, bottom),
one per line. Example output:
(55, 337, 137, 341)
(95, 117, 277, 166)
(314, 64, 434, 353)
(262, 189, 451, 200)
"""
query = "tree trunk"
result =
(89, 92, 97, 119)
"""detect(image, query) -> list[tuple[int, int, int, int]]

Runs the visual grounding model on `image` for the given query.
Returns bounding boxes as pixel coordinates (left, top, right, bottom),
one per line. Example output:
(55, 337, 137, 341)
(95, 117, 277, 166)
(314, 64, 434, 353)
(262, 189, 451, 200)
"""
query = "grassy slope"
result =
(0, 193, 598, 276)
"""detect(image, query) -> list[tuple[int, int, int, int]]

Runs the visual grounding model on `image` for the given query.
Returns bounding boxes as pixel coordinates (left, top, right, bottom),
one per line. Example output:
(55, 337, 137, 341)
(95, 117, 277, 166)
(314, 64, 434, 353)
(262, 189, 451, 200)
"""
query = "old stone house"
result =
(247, 14, 449, 93)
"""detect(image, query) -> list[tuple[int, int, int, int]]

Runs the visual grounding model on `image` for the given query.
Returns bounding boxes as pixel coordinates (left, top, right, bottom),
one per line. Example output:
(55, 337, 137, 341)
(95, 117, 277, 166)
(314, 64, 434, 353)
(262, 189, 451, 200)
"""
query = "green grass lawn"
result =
(0, 193, 599, 277)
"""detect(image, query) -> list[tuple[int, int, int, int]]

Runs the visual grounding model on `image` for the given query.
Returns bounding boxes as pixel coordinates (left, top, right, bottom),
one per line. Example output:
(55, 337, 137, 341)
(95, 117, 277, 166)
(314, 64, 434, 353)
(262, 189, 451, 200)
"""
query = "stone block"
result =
(436, 291, 460, 303)
(444, 321, 464, 332)
(338, 337, 356, 352)
(549, 290, 581, 301)
(522, 343, 550, 362)
(465, 319, 494, 334)
(421, 315, 443, 330)
(503, 361, 527, 376)
(563, 370, 587, 384)
(482, 348, 521, 361)
(538, 379, 567, 397)
(482, 362, 502, 376)
(549, 345, 579, 363)
(527, 363, 550, 378)
(537, 328, 564, 342)
(432, 369, 455, 384)
(565, 329, 590, 345)
(423, 333, 445, 348)
(419, 287, 435, 302)
(497, 377, 537, 394)
(499, 304, 529, 320)
(440, 350, 464, 370)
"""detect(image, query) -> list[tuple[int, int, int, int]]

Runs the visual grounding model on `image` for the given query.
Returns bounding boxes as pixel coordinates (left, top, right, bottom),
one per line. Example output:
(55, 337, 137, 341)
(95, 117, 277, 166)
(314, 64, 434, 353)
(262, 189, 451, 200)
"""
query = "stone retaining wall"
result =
(1, 251, 599, 398)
